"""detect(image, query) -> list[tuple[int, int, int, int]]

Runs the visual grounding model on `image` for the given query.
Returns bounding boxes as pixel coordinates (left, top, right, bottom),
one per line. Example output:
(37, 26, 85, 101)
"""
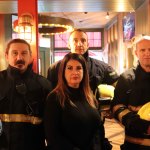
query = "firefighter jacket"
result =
(0, 64, 52, 150)
(47, 52, 118, 94)
(111, 64, 150, 148)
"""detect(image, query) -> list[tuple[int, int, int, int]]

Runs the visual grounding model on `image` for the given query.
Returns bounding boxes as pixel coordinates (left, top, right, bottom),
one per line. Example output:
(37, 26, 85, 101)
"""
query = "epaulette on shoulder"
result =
(123, 67, 136, 83)
(35, 74, 52, 90)
(89, 57, 104, 66)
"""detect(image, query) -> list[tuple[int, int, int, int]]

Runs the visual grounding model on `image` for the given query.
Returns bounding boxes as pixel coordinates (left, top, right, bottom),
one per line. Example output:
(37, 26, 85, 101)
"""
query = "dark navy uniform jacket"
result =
(0, 64, 52, 150)
(47, 52, 118, 94)
(111, 64, 150, 149)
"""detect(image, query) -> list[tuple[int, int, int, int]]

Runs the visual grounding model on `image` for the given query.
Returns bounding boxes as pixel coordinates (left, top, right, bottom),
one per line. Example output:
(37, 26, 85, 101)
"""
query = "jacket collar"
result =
(7, 63, 33, 80)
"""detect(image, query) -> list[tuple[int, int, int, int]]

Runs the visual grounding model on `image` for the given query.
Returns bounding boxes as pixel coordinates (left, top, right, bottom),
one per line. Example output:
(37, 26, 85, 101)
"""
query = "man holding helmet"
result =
(111, 34, 150, 150)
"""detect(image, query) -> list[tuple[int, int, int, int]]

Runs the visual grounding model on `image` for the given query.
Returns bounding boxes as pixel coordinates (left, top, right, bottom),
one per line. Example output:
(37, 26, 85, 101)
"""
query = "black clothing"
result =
(111, 64, 150, 150)
(44, 87, 104, 150)
(0, 64, 52, 150)
(47, 52, 118, 93)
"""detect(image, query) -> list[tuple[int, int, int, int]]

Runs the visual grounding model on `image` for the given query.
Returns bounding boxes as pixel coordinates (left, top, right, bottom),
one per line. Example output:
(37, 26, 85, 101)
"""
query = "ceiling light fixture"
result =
(105, 12, 110, 20)
(38, 15, 74, 36)
(13, 13, 33, 43)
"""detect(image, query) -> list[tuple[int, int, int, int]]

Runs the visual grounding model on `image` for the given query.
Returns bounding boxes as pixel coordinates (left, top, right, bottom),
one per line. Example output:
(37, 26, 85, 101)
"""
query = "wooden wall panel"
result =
(136, 0, 150, 35)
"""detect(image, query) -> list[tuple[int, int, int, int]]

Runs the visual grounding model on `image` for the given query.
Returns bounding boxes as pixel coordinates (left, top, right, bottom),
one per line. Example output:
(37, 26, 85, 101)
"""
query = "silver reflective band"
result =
(0, 119, 2, 135)
(109, 72, 116, 76)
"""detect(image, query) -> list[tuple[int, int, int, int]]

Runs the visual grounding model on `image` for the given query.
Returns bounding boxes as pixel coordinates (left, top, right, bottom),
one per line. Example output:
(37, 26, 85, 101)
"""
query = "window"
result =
(54, 29, 104, 62)
(54, 33, 70, 48)
(54, 30, 103, 50)
(87, 32, 102, 48)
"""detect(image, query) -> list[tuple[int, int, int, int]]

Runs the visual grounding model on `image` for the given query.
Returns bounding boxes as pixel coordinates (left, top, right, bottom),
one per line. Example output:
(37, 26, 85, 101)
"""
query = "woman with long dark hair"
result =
(44, 53, 109, 150)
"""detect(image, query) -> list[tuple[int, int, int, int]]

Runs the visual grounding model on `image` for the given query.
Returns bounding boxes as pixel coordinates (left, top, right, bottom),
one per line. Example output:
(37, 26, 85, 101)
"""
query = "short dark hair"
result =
(5, 38, 31, 54)
(69, 29, 88, 39)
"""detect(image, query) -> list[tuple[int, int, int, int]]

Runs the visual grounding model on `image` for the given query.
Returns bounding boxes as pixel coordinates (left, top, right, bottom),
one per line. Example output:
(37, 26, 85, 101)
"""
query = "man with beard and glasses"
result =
(111, 34, 150, 150)
(0, 39, 52, 150)
(47, 29, 118, 96)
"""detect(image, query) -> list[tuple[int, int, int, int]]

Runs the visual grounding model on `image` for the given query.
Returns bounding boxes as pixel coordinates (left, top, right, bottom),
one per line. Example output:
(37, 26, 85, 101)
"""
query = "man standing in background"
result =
(47, 29, 118, 95)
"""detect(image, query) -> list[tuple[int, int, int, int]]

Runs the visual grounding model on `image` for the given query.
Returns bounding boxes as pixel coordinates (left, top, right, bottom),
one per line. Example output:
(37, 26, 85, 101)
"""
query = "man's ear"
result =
(5, 53, 8, 61)
(87, 42, 89, 49)
(29, 56, 33, 64)
(67, 43, 71, 49)
(134, 49, 138, 57)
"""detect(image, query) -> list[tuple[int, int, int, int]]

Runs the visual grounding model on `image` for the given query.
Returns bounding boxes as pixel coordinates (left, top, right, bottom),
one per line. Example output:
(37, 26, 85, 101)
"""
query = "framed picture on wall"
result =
(123, 13, 135, 41)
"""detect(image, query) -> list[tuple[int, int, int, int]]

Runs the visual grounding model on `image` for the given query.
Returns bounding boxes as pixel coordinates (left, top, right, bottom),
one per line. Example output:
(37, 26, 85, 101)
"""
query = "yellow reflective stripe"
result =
(0, 114, 42, 125)
(118, 109, 131, 122)
(125, 135, 150, 146)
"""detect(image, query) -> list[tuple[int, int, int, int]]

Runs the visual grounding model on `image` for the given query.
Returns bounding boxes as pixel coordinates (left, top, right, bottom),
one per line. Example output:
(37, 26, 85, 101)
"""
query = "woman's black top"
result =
(44, 87, 103, 150)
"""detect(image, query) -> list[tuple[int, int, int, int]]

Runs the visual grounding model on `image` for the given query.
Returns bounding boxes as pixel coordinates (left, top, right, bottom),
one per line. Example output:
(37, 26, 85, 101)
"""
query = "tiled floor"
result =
(99, 102, 125, 150)
(104, 118, 125, 150)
